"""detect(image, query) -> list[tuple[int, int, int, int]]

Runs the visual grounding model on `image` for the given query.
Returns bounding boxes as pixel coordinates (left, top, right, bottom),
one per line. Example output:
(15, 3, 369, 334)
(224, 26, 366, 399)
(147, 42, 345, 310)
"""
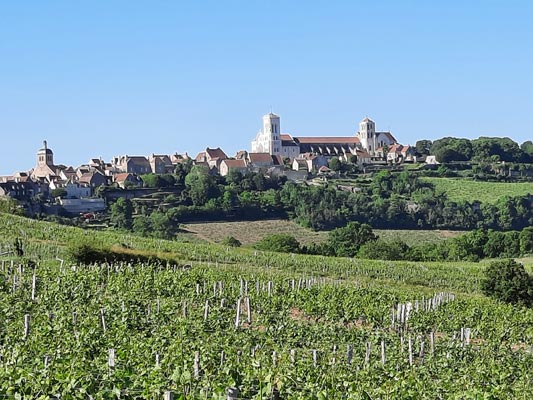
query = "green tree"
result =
(0, 198, 24, 216)
(481, 259, 533, 307)
(150, 211, 175, 239)
(185, 165, 217, 206)
(415, 140, 432, 156)
(329, 157, 341, 171)
(51, 188, 68, 198)
(254, 234, 300, 253)
(519, 227, 533, 255)
(133, 215, 151, 236)
(221, 236, 242, 247)
(110, 198, 133, 230)
(327, 221, 377, 257)
(358, 239, 410, 260)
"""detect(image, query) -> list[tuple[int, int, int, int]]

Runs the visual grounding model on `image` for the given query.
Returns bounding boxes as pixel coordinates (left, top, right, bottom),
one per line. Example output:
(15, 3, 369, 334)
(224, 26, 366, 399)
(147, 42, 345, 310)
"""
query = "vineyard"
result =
(0, 214, 532, 399)
(420, 177, 533, 204)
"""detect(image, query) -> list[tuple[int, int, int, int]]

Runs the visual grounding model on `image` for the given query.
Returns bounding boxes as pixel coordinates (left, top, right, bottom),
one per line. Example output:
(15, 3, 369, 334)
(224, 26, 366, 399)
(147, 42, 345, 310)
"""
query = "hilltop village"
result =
(0, 114, 419, 215)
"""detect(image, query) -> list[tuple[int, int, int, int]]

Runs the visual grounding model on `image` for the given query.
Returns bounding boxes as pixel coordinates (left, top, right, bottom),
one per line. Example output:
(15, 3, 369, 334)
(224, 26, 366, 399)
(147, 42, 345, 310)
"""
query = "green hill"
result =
(0, 213, 531, 398)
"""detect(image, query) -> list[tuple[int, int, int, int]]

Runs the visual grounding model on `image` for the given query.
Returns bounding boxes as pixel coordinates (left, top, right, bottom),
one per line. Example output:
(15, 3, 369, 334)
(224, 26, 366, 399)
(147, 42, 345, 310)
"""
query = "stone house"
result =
(219, 159, 248, 177)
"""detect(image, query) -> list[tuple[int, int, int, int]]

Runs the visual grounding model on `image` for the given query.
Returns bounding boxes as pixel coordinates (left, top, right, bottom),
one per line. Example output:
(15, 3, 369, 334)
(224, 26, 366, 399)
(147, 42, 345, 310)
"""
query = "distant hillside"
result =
(422, 177, 533, 203)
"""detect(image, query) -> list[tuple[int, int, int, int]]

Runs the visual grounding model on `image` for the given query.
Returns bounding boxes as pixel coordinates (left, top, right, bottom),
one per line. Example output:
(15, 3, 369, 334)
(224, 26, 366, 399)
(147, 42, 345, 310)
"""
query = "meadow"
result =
(421, 177, 533, 203)
(181, 219, 462, 247)
(0, 213, 531, 399)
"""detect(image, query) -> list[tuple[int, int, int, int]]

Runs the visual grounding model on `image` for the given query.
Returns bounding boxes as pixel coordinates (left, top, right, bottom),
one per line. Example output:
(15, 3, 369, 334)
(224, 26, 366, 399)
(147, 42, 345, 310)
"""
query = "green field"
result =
(0, 213, 531, 398)
(182, 219, 462, 247)
(422, 177, 533, 203)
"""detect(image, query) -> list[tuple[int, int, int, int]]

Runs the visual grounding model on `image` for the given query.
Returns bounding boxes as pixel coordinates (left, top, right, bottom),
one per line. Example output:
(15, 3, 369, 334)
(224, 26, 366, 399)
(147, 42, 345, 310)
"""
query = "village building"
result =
(113, 173, 143, 188)
(30, 141, 59, 182)
(219, 159, 248, 177)
(112, 155, 152, 175)
(251, 113, 399, 162)
(0, 180, 49, 200)
(195, 147, 228, 169)
(149, 154, 174, 174)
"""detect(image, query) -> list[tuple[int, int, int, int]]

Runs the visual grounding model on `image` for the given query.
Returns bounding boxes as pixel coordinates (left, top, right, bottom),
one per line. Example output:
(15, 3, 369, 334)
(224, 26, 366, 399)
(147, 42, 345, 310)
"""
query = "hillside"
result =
(181, 219, 462, 247)
(0, 213, 531, 398)
(422, 177, 533, 203)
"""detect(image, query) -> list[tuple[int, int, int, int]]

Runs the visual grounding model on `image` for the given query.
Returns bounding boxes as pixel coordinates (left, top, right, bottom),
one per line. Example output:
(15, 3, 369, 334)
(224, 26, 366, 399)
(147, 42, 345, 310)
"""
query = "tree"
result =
(254, 234, 300, 253)
(358, 239, 410, 260)
(0, 198, 24, 216)
(481, 259, 533, 306)
(51, 188, 68, 198)
(328, 157, 341, 171)
(150, 211, 175, 240)
(415, 140, 432, 156)
(110, 198, 133, 230)
(221, 236, 242, 247)
(185, 165, 217, 206)
(519, 227, 533, 255)
(133, 215, 151, 236)
(327, 221, 377, 257)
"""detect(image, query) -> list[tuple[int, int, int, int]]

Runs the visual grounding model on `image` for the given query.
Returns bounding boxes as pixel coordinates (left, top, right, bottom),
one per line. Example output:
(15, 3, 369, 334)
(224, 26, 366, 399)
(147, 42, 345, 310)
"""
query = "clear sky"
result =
(1, 0, 532, 174)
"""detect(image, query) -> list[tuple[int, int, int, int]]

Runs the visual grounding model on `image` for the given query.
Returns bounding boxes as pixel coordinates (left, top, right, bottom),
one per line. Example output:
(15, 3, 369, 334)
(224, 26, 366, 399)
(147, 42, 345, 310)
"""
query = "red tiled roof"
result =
(114, 173, 133, 182)
(248, 153, 273, 163)
(295, 136, 360, 144)
(271, 155, 284, 165)
(205, 147, 228, 160)
(222, 159, 247, 168)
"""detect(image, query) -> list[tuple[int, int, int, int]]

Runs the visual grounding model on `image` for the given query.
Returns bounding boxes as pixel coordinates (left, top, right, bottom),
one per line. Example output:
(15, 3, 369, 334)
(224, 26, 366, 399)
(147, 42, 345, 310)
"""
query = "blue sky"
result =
(1, 0, 532, 174)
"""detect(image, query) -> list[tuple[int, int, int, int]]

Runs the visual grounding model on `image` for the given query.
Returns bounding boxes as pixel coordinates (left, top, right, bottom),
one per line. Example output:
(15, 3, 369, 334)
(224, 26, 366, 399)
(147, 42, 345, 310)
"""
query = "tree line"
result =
(254, 223, 533, 263)
(107, 167, 532, 238)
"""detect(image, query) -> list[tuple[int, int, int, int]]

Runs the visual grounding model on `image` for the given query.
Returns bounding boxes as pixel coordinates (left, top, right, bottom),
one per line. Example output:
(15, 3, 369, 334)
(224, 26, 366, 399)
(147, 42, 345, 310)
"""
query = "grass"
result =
(181, 219, 462, 247)
(421, 177, 533, 203)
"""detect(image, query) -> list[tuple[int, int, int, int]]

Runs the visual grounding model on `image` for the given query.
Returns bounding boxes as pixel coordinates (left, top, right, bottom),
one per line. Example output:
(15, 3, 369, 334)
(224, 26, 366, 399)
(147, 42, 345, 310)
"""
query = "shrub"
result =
(221, 236, 242, 247)
(481, 259, 533, 307)
(254, 234, 300, 253)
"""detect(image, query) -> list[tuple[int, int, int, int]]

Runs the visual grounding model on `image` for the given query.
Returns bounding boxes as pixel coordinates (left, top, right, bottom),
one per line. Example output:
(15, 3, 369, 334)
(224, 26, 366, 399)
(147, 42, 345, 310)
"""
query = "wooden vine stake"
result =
(364, 342, 371, 366)
(23, 314, 30, 338)
(430, 331, 435, 356)
(235, 298, 242, 329)
(381, 340, 386, 365)
(226, 387, 239, 400)
(419, 337, 425, 365)
(164, 391, 174, 400)
(408, 336, 413, 366)
(204, 300, 209, 321)
(100, 308, 106, 334)
(347, 344, 353, 365)
(108, 348, 116, 368)
(245, 297, 251, 324)
(193, 351, 200, 380)
(31, 274, 37, 301)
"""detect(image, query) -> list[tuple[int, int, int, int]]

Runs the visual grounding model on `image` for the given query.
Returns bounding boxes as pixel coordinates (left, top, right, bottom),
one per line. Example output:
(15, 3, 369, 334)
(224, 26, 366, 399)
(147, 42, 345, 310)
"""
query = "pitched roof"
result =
(248, 153, 273, 164)
(126, 156, 150, 165)
(388, 144, 403, 153)
(114, 173, 134, 182)
(205, 147, 228, 160)
(195, 152, 206, 162)
(271, 155, 284, 165)
(294, 136, 360, 145)
(222, 159, 247, 168)
(377, 131, 397, 143)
